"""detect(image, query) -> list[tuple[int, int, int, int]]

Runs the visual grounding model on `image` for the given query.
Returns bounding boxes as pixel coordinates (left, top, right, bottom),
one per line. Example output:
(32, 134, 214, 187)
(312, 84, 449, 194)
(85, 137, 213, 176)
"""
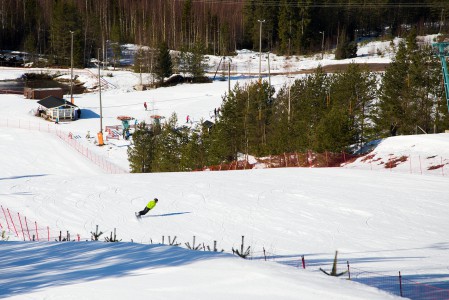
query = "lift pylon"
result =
(433, 42, 449, 112)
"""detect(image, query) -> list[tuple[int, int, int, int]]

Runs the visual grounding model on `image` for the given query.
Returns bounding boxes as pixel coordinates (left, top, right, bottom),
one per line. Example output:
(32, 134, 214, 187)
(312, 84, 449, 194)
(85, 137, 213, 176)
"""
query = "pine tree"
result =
(329, 63, 378, 149)
(128, 122, 156, 173)
(180, 123, 209, 170)
(110, 23, 122, 69)
(49, 1, 83, 67)
(377, 29, 448, 136)
(314, 106, 352, 152)
(295, 0, 313, 54)
(208, 87, 245, 163)
(187, 40, 208, 81)
(181, 0, 193, 47)
(377, 40, 410, 136)
(335, 27, 357, 60)
(154, 41, 173, 84)
(278, 0, 294, 55)
(289, 67, 330, 150)
(153, 113, 185, 172)
(266, 83, 293, 153)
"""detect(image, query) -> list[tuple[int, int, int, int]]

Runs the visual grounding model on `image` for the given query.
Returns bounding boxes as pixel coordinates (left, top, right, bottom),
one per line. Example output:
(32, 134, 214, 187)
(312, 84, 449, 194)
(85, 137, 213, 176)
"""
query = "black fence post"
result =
(347, 261, 351, 280)
(399, 271, 403, 297)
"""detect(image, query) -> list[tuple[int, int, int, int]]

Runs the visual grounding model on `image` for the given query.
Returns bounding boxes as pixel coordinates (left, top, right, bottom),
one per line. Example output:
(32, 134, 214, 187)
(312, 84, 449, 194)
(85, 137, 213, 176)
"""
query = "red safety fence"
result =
(56, 130, 127, 174)
(0, 206, 88, 242)
(357, 153, 448, 176)
(0, 118, 127, 174)
(197, 151, 447, 177)
(198, 151, 360, 171)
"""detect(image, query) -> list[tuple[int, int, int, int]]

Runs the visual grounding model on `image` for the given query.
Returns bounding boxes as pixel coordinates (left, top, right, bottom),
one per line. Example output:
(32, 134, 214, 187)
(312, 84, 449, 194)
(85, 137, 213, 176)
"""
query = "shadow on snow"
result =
(0, 241, 228, 298)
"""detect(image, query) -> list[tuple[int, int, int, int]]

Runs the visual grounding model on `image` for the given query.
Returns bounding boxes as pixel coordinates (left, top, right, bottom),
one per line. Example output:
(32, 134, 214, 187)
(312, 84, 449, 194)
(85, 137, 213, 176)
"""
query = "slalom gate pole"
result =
(7, 208, 18, 237)
(25, 216, 31, 241)
(47, 226, 50, 241)
(35, 221, 39, 241)
(409, 155, 412, 174)
(399, 271, 403, 297)
(301, 255, 306, 269)
(309, 151, 312, 167)
(1, 206, 10, 231)
(419, 155, 422, 174)
(17, 213, 25, 241)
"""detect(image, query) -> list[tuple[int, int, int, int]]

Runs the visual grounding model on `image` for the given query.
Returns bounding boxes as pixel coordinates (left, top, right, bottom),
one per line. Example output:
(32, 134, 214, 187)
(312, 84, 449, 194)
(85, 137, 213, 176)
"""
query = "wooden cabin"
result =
(37, 96, 78, 121)
(24, 87, 64, 99)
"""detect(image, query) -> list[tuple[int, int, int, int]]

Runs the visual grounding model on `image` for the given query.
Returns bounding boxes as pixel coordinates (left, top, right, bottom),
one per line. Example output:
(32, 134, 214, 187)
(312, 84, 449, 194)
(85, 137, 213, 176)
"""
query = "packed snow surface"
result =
(0, 36, 448, 299)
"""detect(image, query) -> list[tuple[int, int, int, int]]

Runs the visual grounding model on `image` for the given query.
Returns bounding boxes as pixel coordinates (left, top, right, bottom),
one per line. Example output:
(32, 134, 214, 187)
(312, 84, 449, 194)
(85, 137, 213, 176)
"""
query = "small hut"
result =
(24, 87, 64, 99)
(37, 96, 78, 121)
(202, 120, 214, 133)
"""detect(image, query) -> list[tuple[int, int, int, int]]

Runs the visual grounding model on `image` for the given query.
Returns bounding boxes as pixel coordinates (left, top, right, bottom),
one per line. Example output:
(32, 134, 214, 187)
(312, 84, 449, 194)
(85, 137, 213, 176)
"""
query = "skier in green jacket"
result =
(136, 198, 158, 217)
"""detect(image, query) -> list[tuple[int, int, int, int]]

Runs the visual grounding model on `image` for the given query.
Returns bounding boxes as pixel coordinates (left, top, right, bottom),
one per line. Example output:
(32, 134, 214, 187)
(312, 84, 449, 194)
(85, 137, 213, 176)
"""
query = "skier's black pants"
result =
(138, 207, 150, 216)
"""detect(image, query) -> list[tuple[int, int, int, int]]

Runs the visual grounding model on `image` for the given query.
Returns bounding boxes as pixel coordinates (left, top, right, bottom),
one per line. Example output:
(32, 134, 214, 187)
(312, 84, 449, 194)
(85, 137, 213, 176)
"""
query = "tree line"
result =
(1, 0, 449, 67)
(128, 31, 449, 173)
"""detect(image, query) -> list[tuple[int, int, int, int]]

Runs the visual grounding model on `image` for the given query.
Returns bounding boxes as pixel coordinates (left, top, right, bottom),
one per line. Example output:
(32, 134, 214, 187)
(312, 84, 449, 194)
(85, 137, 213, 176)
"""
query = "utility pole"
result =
(70, 31, 74, 104)
(258, 19, 265, 82)
(97, 48, 104, 146)
(320, 31, 325, 60)
(227, 57, 232, 95)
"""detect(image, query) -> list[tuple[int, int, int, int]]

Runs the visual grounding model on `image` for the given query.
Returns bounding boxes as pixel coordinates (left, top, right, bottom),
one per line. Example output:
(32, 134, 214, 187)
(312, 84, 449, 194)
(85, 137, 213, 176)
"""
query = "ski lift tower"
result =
(433, 42, 449, 112)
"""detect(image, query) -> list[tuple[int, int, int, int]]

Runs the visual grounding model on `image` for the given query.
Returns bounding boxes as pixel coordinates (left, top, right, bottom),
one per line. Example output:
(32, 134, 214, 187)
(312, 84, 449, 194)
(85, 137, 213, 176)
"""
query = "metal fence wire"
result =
(350, 266, 449, 300)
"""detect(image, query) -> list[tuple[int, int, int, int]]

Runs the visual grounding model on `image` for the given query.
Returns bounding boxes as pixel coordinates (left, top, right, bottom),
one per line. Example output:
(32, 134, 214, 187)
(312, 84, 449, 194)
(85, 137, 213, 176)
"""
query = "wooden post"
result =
(347, 260, 351, 280)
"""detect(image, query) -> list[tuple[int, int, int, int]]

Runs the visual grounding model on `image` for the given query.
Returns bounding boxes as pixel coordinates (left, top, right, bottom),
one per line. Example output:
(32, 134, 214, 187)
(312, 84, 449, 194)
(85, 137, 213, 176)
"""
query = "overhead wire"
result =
(174, 0, 449, 8)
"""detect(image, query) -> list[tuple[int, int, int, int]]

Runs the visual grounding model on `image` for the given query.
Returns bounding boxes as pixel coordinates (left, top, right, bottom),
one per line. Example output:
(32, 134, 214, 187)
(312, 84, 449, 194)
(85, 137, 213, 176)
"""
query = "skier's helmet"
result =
(154, 198, 158, 202)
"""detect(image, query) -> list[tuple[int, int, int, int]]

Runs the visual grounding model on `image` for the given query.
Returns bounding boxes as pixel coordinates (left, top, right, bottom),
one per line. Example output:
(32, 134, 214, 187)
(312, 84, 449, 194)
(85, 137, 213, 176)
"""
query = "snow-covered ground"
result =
(0, 36, 448, 300)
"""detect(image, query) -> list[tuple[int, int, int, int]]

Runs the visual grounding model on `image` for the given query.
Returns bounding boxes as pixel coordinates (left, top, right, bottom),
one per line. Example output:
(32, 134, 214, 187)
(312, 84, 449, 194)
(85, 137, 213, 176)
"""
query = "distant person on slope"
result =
(136, 198, 158, 218)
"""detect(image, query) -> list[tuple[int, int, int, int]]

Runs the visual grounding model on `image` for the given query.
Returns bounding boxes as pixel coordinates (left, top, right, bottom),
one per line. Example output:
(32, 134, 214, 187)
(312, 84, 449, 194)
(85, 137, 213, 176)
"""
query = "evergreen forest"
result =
(128, 31, 449, 173)
(1, 0, 449, 172)
(1, 0, 449, 66)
